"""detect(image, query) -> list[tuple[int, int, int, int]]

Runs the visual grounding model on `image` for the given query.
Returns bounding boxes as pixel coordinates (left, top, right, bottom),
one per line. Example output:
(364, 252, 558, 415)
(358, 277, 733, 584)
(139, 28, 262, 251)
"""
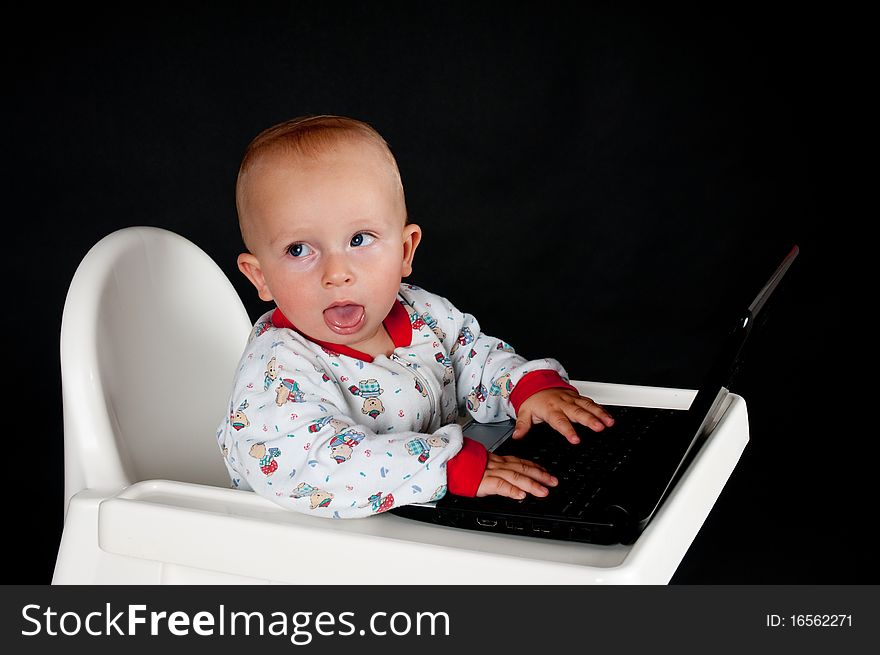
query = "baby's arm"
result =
(401, 285, 613, 444)
(220, 353, 467, 517)
(438, 433, 557, 499)
(399, 286, 568, 423)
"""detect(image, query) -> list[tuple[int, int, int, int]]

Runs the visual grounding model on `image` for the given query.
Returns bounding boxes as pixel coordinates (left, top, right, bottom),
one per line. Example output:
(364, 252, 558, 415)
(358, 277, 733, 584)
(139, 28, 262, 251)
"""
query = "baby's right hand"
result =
(476, 453, 558, 500)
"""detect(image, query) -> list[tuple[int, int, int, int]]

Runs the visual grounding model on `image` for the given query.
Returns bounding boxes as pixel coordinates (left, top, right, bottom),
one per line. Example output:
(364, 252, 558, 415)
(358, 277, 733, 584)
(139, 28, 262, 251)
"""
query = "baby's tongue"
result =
(323, 304, 365, 332)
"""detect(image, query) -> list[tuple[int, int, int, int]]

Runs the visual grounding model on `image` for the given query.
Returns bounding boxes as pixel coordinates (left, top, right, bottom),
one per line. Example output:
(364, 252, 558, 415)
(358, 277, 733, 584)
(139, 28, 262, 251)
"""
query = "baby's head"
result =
(235, 115, 421, 353)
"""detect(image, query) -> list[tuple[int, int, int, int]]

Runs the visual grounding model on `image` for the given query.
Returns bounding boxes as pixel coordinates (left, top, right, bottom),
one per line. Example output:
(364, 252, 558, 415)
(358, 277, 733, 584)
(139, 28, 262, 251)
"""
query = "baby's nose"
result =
(322, 253, 354, 287)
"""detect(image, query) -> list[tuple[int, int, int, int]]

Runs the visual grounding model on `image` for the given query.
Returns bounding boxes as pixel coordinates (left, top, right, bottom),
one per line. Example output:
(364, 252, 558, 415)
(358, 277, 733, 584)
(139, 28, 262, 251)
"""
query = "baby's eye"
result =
(287, 243, 313, 258)
(350, 233, 375, 248)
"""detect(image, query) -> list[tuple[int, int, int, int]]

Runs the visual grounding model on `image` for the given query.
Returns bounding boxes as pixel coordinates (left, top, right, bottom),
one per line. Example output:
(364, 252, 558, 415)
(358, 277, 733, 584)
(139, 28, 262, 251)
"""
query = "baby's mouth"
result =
(323, 303, 366, 335)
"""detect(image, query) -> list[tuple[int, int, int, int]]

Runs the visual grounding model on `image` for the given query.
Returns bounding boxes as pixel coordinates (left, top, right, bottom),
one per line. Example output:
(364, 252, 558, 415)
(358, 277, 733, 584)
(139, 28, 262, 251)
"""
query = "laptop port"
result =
(505, 520, 525, 531)
(531, 523, 551, 534)
(476, 517, 498, 528)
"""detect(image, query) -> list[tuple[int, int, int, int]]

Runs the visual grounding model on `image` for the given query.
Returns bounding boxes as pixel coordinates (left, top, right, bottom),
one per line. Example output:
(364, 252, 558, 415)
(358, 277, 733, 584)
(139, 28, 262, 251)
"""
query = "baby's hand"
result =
(476, 453, 558, 500)
(512, 388, 614, 445)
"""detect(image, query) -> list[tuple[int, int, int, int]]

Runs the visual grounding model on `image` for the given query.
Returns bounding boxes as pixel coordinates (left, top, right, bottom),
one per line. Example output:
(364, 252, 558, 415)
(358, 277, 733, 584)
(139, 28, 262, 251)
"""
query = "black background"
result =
(5, 3, 870, 584)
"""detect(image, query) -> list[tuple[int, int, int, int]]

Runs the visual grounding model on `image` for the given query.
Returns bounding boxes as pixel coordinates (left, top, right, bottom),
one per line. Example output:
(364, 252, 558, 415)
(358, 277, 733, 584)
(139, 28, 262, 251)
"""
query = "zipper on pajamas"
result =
(390, 353, 436, 431)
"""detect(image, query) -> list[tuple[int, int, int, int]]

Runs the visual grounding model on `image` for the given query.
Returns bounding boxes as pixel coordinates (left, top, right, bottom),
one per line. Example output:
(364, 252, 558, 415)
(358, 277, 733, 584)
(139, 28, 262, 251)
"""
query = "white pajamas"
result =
(216, 283, 571, 518)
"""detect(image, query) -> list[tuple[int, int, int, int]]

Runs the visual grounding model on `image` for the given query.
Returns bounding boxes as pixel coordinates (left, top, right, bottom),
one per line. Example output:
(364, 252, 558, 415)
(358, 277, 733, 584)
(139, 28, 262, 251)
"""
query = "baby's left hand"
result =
(512, 388, 614, 444)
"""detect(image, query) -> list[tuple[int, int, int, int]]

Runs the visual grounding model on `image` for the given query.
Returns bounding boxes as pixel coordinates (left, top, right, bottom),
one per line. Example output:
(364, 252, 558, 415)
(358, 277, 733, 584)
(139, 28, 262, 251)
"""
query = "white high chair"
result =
(54, 226, 750, 584)
(54, 226, 252, 583)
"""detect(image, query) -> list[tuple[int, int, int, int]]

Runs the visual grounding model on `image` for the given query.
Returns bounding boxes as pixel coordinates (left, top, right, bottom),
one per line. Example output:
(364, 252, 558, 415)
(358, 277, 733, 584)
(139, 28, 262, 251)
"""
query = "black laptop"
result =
(391, 245, 799, 545)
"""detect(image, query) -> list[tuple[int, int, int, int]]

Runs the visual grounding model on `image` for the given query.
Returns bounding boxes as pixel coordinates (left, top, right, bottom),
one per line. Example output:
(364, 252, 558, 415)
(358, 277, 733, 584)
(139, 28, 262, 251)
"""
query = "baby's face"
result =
(238, 139, 420, 353)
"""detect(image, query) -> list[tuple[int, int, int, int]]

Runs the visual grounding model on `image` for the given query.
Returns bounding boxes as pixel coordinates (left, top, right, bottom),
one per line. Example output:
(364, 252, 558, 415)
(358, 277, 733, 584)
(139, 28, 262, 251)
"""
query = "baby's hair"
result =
(238, 115, 399, 176)
(236, 115, 407, 249)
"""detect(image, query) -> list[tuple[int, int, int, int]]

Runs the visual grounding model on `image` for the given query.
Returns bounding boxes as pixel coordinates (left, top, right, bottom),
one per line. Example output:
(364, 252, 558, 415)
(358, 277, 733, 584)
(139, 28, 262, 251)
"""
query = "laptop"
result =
(391, 245, 799, 545)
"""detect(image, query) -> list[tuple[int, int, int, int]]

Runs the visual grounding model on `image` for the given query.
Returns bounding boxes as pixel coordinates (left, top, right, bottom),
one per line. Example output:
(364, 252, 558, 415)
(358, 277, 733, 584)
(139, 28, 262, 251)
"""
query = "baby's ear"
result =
(401, 223, 422, 277)
(237, 253, 274, 301)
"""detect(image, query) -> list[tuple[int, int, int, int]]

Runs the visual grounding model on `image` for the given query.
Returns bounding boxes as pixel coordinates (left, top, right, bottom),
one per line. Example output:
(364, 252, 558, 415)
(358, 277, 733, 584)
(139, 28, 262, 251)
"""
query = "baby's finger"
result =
(488, 454, 557, 485)
(545, 411, 581, 444)
(564, 402, 610, 432)
(576, 397, 615, 427)
(511, 413, 533, 440)
(479, 475, 527, 500)
(489, 467, 552, 498)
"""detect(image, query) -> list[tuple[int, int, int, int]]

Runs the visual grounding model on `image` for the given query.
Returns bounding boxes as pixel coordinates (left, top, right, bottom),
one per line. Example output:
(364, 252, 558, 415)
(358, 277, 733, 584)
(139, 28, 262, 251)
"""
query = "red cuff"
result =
(508, 370, 578, 414)
(446, 437, 488, 497)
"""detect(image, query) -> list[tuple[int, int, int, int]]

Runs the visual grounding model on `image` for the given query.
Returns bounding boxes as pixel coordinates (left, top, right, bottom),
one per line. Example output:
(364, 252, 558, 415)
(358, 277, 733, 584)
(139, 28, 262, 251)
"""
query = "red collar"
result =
(271, 298, 413, 362)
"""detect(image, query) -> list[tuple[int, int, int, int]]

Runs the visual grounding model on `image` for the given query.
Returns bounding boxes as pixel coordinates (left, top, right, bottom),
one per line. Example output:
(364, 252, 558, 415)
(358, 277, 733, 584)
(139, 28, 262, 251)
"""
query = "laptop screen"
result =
(687, 245, 799, 423)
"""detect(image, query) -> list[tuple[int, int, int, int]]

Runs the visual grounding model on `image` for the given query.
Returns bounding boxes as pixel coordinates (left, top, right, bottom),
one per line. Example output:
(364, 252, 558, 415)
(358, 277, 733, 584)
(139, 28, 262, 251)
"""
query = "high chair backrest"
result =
(60, 226, 253, 513)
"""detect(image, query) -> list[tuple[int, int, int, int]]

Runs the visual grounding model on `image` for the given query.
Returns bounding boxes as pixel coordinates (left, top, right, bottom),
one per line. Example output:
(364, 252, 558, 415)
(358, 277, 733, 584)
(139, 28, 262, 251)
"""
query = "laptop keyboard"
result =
(493, 405, 682, 518)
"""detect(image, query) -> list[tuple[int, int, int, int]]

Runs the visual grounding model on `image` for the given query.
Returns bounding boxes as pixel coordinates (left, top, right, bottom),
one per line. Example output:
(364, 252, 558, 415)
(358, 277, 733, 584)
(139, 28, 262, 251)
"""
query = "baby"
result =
(216, 115, 614, 517)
